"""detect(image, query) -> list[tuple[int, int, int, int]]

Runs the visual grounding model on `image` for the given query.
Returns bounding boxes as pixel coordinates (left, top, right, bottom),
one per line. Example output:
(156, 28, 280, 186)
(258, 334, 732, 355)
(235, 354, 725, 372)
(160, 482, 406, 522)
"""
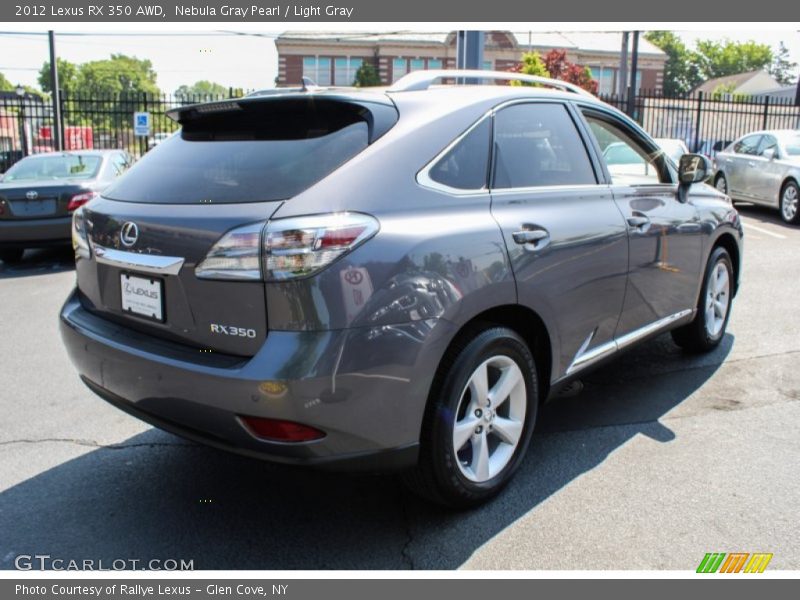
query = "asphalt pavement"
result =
(1, 203, 798, 571)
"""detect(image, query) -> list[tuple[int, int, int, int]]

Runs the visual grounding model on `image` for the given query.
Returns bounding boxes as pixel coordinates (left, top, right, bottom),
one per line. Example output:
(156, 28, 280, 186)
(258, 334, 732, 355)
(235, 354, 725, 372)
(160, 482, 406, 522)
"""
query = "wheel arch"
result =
(434, 304, 554, 404)
(710, 231, 741, 296)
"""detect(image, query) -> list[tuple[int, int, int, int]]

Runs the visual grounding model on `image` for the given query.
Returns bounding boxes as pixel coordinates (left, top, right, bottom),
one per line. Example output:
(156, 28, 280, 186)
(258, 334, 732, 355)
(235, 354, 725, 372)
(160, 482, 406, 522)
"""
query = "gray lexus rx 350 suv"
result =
(60, 71, 743, 507)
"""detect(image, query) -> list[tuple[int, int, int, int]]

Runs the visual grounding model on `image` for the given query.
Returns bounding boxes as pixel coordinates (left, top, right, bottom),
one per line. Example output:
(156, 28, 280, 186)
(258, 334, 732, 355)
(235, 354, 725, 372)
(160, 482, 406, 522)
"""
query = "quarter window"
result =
(492, 103, 596, 189)
(428, 118, 491, 190)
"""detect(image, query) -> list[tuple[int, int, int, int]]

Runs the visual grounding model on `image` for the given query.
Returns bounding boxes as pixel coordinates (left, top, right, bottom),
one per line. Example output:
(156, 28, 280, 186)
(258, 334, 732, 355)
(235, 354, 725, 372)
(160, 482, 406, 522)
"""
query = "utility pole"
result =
(626, 31, 640, 118)
(456, 31, 485, 83)
(618, 32, 629, 98)
(48, 30, 62, 152)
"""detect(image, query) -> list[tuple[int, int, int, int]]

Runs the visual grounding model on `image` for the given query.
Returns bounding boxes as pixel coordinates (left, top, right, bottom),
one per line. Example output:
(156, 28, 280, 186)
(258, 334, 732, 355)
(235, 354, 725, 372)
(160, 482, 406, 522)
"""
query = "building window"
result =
(303, 56, 331, 86)
(334, 57, 363, 86)
(589, 66, 616, 95)
(483, 60, 493, 70)
(393, 58, 408, 82)
(428, 59, 443, 70)
(410, 58, 425, 72)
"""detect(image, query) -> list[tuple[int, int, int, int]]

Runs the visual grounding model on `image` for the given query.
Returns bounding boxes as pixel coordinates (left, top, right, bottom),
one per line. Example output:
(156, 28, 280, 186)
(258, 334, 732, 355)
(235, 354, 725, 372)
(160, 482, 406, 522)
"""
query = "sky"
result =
(1, 27, 799, 94)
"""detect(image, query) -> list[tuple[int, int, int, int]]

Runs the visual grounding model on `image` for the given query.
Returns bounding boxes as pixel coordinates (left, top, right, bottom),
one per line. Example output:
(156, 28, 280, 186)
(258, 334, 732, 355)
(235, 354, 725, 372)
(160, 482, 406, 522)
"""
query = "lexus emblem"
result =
(25, 190, 38, 200)
(120, 222, 139, 247)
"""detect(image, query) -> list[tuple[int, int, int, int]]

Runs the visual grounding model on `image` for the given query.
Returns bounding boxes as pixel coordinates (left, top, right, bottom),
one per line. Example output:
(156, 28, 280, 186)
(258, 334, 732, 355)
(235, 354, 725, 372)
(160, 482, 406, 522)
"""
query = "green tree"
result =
(510, 51, 550, 85)
(76, 54, 159, 97)
(694, 39, 773, 80)
(175, 80, 229, 99)
(37, 58, 80, 95)
(353, 63, 381, 87)
(769, 42, 798, 86)
(0, 72, 13, 92)
(644, 31, 703, 95)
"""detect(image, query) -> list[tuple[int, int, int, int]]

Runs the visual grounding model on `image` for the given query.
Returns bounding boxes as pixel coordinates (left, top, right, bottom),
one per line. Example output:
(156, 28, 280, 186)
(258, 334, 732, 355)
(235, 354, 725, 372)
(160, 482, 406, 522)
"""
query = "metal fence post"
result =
(693, 91, 703, 153)
(761, 95, 770, 130)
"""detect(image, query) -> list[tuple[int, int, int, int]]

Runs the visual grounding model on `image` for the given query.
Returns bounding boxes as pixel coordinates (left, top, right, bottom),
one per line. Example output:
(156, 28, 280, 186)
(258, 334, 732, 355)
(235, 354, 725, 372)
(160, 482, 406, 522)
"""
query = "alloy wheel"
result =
(452, 355, 526, 483)
(715, 176, 727, 194)
(782, 185, 798, 222)
(705, 261, 730, 338)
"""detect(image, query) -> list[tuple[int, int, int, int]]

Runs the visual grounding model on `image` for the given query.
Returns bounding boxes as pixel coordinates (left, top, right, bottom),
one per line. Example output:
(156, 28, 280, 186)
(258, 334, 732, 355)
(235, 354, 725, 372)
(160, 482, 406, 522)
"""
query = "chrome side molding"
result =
(566, 309, 694, 376)
(92, 244, 185, 276)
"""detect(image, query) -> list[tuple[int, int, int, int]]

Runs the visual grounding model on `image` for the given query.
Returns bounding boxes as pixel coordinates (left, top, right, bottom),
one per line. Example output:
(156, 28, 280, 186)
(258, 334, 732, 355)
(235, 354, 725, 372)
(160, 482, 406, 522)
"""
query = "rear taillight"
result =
(67, 191, 98, 212)
(239, 415, 325, 443)
(194, 222, 263, 280)
(71, 206, 90, 258)
(195, 212, 379, 282)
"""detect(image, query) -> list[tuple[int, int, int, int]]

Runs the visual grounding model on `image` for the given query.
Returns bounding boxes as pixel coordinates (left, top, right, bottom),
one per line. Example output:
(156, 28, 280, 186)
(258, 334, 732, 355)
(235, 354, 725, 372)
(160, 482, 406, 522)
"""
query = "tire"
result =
(671, 247, 733, 353)
(714, 173, 728, 195)
(780, 180, 800, 225)
(0, 248, 24, 264)
(403, 326, 538, 508)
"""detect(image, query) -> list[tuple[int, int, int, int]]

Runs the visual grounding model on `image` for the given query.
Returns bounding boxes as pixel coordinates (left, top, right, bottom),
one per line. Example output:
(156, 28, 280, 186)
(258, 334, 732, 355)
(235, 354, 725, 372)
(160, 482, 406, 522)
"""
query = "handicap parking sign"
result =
(133, 112, 150, 136)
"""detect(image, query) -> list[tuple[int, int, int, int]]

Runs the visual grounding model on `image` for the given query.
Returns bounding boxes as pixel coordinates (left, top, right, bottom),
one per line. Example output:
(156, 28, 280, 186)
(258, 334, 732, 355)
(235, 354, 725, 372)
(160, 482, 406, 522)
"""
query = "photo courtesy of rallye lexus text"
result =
(59, 70, 743, 508)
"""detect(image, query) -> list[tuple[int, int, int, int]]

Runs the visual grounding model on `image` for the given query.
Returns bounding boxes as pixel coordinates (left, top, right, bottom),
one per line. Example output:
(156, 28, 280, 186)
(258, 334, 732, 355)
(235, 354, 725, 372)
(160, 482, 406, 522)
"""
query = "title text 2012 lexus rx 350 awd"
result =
(60, 71, 743, 507)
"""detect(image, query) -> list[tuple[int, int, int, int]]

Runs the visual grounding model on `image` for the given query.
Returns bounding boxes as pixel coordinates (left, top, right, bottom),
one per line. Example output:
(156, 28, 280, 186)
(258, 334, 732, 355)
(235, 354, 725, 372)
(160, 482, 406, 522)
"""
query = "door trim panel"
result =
(565, 308, 693, 376)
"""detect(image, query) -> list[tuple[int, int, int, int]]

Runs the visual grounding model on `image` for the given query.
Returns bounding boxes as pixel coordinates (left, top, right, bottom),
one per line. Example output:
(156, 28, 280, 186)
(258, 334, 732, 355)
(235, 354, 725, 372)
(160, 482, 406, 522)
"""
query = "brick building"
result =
(275, 31, 667, 94)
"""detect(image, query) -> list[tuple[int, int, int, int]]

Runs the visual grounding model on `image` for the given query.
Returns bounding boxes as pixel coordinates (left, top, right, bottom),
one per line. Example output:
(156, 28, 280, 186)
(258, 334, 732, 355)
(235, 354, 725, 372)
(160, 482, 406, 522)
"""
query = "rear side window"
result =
(103, 100, 372, 204)
(428, 118, 491, 190)
(492, 103, 596, 189)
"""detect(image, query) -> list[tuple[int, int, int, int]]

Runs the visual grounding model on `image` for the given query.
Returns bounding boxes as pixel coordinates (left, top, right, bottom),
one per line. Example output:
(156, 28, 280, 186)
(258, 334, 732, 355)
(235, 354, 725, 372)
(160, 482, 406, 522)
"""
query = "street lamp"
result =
(15, 85, 28, 156)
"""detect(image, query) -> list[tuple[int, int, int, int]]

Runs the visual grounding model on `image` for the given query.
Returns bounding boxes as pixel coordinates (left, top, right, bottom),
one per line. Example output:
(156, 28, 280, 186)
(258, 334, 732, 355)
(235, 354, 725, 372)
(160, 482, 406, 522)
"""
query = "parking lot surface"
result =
(1, 203, 798, 570)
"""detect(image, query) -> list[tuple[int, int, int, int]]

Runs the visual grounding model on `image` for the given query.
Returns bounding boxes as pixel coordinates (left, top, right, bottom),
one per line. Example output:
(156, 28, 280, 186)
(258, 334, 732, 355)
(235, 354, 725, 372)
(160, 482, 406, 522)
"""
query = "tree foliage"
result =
(0, 72, 14, 92)
(510, 50, 598, 94)
(354, 63, 382, 87)
(175, 80, 230, 99)
(37, 58, 80, 95)
(695, 39, 773, 80)
(644, 31, 703, 95)
(646, 32, 780, 94)
(769, 42, 798, 86)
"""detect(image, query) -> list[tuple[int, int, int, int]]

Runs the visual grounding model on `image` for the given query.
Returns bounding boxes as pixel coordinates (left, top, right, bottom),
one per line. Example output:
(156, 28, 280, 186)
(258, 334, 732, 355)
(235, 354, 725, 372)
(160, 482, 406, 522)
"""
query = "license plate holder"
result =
(120, 273, 164, 322)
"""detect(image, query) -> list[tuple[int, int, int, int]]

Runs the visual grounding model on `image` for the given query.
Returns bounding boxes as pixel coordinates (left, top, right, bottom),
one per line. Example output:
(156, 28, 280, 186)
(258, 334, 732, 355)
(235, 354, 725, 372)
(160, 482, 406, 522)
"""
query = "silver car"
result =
(713, 129, 800, 224)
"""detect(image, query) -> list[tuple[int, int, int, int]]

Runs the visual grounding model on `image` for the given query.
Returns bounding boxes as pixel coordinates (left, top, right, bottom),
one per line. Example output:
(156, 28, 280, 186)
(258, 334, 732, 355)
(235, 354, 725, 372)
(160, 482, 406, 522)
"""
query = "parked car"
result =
(713, 129, 800, 224)
(60, 71, 743, 507)
(0, 149, 133, 263)
(654, 138, 690, 165)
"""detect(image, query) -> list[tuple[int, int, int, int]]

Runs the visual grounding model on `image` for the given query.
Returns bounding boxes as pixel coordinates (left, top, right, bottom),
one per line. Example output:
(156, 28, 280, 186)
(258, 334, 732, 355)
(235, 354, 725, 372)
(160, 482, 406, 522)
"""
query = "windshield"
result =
(783, 134, 800, 157)
(3, 154, 102, 182)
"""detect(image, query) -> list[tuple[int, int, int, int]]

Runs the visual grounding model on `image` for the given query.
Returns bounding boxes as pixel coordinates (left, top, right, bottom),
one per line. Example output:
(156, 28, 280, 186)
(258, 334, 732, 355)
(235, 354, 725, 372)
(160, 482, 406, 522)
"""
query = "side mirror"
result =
(678, 153, 710, 185)
(762, 148, 776, 160)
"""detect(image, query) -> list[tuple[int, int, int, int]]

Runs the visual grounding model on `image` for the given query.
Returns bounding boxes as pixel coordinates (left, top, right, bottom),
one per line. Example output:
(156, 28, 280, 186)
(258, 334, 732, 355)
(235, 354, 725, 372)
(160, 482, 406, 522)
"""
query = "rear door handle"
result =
(512, 228, 550, 249)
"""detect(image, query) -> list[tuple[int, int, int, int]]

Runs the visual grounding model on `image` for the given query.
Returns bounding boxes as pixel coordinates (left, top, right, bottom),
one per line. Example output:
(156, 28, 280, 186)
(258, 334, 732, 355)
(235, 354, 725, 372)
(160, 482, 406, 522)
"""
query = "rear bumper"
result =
(0, 216, 71, 247)
(60, 290, 455, 471)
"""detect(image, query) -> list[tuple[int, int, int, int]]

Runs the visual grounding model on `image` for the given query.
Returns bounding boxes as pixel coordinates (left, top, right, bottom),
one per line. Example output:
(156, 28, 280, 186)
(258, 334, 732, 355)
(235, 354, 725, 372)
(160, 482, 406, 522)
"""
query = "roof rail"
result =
(387, 69, 594, 96)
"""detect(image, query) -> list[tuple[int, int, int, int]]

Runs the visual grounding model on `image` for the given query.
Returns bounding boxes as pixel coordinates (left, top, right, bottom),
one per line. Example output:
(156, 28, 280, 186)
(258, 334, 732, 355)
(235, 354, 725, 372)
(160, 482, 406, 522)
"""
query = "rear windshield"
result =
(104, 100, 371, 204)
(4, 154, 101, 182)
